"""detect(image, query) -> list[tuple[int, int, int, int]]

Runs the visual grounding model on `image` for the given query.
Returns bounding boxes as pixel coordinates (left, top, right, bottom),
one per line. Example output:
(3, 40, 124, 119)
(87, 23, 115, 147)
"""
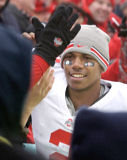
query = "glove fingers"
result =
(48, 6, 73, 27)
(67, 13, 79, 30)
(59, 13, 79, 31)
(32, 17, 44, 30)
(49, 6, 65, 24)
(58, 16, 67, 30)
(70, 24, 81, 40)
(64, 6, 73, 19)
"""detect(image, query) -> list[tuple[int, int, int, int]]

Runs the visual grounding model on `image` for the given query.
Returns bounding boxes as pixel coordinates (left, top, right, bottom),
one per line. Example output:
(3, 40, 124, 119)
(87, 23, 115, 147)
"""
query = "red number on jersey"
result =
(49, 129, 72, 160)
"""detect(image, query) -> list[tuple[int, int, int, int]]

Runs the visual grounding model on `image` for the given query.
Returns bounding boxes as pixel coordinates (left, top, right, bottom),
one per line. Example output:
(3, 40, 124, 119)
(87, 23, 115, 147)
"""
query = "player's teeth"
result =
(72, 74, 84, 78)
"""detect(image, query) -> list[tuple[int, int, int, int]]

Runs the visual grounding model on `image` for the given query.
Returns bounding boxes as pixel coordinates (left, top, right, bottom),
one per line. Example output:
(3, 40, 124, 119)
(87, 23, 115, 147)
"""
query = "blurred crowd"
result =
(2, 0, 127, 82)
(1, 0, 127, 160)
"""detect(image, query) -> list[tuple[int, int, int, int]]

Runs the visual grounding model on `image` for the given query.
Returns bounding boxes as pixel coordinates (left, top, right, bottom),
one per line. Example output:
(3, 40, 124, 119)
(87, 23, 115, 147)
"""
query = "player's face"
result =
(89, 0, 113, 24)
(63, 52, 103, 91)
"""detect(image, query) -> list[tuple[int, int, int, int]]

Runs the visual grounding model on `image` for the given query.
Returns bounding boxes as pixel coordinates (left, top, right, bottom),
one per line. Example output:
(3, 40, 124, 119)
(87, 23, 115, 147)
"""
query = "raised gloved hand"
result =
(32, 5, 81, 66)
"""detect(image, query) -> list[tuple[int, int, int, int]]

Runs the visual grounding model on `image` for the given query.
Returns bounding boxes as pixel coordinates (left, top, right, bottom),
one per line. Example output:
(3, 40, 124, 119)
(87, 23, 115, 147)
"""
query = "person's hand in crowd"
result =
(32, 5, 81, 66)
(111, 16, 127, 37)
(118, 17, 127, 37)
(21, 67, 54, 127)
(22, 32, 36, 45)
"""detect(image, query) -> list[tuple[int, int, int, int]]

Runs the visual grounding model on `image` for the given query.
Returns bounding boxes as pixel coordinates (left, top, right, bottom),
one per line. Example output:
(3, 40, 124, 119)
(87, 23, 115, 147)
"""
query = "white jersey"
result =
(32, 62, 127, 159)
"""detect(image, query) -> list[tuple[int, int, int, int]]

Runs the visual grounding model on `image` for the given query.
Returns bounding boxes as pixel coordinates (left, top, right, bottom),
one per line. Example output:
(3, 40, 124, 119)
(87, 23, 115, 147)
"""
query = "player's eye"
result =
(64, 60, 72, 65)
(84, 62, 94, 67)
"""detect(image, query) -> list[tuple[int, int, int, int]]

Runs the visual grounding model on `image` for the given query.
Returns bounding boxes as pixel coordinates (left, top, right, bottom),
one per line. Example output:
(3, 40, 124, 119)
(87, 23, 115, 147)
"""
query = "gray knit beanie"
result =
(61, 25, 110, 72)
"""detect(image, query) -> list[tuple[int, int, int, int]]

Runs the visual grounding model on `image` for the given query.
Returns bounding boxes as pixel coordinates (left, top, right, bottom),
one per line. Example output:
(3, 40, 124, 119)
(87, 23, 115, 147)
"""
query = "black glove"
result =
(118, 17, 127, 37)
(32, 5, 81, 66)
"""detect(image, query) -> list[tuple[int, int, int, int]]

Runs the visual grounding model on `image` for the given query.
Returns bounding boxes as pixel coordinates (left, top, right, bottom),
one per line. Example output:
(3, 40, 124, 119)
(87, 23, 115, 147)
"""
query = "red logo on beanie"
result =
(54, 37, 63, 47)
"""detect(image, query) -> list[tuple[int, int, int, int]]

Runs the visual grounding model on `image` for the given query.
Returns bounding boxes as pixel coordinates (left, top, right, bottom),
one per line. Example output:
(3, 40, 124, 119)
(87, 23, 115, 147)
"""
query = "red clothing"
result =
(109, 33, 121, 61)
(27, 123, 35, 143)
(31, 55, 49, 87)
(102, 38, 127, 83)
(101, 59, 119, 81)
(27, 55, 50, 143)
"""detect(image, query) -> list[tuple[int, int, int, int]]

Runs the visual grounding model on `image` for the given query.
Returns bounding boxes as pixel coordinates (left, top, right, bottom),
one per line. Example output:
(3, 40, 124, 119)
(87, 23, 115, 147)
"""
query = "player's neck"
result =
(68, 81, 101, 110)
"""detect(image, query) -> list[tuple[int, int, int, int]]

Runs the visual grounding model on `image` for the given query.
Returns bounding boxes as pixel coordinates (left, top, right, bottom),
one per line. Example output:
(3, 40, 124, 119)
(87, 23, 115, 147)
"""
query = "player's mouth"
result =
(70, 73, 87, 80)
